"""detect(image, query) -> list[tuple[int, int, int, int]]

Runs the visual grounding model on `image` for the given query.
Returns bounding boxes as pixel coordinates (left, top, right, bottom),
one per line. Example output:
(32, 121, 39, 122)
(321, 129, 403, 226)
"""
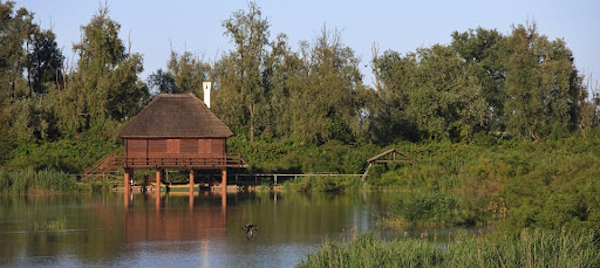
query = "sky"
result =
(15, 0, 600, 88)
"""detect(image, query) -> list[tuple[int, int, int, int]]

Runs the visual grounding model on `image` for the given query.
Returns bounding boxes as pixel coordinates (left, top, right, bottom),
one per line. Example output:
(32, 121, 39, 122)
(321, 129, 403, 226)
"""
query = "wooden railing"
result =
(85, 154, 249, 180)
(84, 154, 122, 181)
(123, 154, 249, 169)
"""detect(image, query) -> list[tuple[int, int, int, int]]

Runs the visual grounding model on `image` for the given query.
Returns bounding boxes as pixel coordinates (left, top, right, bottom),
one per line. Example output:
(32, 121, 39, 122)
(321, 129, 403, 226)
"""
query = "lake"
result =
(0, 191, 402, 267)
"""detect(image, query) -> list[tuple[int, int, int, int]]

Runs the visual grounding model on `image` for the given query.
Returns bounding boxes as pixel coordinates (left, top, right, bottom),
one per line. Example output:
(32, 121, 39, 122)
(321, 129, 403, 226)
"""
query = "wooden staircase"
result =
(84, 154, 123, 181)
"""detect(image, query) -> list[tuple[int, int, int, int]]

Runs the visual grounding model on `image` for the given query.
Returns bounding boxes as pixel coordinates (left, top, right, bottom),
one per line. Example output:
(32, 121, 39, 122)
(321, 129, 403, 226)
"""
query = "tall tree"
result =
(26, 28, 64, 98)
(451, 28, 506, 133)
(0, 2, 62, 143)
(0, 1, 32, 103)
(147, 68, 178, 94)
(221, 1, 269, 142)
(261, 33, 303, 138)
(409, 44, 485, 140)
(293, 27, 368, 144)
(57, 4, 147, 135)
(168, 51, 210, 95)
(504, 23, 582, 139)
(371, 50, 420, 143)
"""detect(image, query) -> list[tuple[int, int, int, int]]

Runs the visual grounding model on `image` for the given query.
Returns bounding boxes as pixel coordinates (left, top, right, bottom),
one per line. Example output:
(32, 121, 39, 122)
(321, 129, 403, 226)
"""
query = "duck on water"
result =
(243, 223, 258, 239)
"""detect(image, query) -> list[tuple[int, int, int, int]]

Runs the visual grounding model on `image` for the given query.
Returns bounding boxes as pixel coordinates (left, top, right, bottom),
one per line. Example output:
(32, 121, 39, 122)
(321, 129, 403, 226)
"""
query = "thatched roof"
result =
(117, 93, 233, 138)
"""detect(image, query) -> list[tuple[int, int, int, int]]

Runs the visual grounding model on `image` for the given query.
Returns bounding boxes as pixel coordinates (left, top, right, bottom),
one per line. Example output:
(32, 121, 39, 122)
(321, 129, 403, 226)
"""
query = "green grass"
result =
(0, 168, 87, 193)
(386, 193, 476, 227)
(297, 229, 600, 268)
(282, 175, 362, 193)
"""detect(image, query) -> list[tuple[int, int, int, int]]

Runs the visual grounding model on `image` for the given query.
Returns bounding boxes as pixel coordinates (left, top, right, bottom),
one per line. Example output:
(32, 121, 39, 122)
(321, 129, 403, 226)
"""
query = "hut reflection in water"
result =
(124, 191, 227, 243)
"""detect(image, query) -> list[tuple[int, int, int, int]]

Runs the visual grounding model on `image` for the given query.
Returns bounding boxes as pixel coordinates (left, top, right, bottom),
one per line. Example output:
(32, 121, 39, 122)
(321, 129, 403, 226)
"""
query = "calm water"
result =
(0, 191, 398, 267)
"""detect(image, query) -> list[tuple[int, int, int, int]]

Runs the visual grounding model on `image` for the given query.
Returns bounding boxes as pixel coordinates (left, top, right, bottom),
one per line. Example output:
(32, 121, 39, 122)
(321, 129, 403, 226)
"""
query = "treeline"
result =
(0, 1, 599, 173)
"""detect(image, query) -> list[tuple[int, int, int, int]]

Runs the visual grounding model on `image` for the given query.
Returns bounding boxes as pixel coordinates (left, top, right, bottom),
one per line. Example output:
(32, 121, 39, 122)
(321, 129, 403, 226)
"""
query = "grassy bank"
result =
(298, 229, 600, 268)
(0, 168, 89, 193)
(365, 131, 600, 231)
(281, 175, 362, 192)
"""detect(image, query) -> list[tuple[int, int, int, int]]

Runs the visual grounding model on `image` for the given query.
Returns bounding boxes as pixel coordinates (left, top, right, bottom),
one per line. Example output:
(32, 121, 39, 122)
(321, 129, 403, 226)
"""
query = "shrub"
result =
(387, 193, 472, 226)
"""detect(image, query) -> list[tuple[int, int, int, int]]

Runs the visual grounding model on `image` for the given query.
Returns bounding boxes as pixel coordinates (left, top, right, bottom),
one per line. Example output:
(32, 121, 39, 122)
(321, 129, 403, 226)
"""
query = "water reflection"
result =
(0, 192, 392, 267)
(124, 192, 227, 243)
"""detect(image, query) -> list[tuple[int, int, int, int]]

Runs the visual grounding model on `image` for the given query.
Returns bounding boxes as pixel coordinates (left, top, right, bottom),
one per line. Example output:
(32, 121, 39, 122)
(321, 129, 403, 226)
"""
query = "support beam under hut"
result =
(124, 168, 133, 206)
(221, 168, 227, 192)
(189, 169, 195, 195)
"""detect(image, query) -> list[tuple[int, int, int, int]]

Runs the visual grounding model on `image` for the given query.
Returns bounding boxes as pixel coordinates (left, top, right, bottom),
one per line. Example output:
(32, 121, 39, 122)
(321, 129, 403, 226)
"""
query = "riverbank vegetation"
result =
(0, 168, 87, 193)
(1, 0, 599, 235)
(297, 229, 600, 268)
(365, 131, 600, 231)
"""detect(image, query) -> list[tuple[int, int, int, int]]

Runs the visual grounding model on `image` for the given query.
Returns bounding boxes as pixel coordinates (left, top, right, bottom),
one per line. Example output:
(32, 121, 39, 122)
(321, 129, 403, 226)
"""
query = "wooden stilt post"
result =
(221, 188, 226, 225)
(221, 168, 227, 192)
(124, 169, 132, 207)
(189, 169, 195, 210)
(156, 169, 162, 209)
(156, 169, 162, 192)
(189, 169, 195, 195)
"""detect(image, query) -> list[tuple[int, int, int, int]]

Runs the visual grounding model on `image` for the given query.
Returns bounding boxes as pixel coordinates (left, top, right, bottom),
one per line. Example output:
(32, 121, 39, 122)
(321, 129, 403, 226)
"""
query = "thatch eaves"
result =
(117, 93, 234, 138)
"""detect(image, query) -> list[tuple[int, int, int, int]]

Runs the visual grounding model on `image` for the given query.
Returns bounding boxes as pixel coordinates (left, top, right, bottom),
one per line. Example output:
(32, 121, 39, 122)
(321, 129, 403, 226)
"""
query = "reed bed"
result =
(297, 229, 600, 268)
(0, 168, 84, 193)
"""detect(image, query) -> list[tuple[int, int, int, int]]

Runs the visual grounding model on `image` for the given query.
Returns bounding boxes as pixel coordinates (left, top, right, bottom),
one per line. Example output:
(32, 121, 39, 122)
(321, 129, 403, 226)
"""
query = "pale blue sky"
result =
(16, 0, 600, 88)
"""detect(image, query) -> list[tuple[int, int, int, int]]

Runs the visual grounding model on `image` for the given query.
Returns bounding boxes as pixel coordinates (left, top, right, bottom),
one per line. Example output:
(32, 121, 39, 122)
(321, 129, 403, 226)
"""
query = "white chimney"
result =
(202, 81, 211, 108)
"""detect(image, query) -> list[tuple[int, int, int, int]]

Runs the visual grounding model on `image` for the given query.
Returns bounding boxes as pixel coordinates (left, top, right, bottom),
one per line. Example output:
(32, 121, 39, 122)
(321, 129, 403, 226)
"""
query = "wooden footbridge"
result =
(84, 148, 412, 188)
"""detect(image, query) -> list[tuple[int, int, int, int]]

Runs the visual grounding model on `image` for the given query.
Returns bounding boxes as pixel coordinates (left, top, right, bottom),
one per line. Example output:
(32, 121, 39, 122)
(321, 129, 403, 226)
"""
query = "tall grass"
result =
(298, 229, 600, 268)
(0, 168, 86, 193)
(282, 175, 362, 192)
(387, 193, 475, 227)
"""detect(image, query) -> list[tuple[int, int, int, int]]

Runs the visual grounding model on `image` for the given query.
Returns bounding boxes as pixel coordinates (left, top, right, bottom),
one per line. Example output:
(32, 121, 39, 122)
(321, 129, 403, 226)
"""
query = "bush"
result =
(387, 193, 473, 226)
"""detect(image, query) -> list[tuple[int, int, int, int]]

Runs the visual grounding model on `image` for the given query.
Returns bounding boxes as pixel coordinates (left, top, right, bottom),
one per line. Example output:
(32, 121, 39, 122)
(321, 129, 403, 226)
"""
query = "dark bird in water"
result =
(243, 223, 258, 239)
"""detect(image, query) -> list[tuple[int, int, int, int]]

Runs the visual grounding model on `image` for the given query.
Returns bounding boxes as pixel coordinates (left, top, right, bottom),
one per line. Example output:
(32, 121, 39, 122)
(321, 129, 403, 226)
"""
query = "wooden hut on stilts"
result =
(86, 83, 248, 206)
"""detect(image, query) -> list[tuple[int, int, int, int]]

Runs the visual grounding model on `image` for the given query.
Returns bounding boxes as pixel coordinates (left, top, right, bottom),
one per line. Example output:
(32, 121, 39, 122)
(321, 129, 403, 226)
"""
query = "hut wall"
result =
(148, 139, 167, 158)
(127, 139, 148, 159)
(125, 138, 226, 160)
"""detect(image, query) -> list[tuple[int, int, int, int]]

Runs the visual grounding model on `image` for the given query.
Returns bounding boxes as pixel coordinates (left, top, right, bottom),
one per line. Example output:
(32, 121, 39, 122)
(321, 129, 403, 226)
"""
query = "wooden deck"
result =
(84, 154, 249, 180)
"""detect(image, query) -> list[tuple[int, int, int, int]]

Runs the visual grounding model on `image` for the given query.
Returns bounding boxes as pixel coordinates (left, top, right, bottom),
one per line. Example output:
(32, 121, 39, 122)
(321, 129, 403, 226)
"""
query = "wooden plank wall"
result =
(125, 138, 227, 159)
(127, 139, 147, 158)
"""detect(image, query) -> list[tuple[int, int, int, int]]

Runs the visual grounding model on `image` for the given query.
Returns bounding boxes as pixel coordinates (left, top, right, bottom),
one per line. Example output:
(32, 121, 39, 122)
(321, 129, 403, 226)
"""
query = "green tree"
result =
(409, 44, 485, 140)
(56, 4, 148, 135)
(26, 28, 64, 98)
(451, 28, 506, 133)
(167, 51, 210, 95)
(504, 23, 583, 140)
(371, 50, 420, 143)
(212, 52, 246, 132)
(291, 27, 369, 144)
(221, 1, 269, 142)
(261, 33, 304, 138)
(0, 1, 32, 103)
(147, 68, 178, 94)
(0, 2, 62, 144)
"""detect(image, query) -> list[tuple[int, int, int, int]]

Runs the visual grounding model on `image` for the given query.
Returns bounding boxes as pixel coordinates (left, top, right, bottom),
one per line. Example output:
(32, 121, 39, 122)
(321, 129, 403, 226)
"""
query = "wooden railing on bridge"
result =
(84, 154, 122, 181)
(234, 173, 363, 185)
